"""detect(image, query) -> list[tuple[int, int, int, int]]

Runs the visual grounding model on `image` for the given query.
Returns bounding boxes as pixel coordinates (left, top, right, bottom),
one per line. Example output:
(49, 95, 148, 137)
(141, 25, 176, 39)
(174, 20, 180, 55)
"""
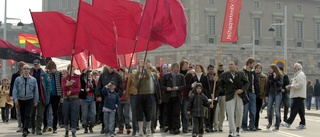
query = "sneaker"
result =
(174, 130, 180, 135)
(132, 130, 136, 136)
(47, 127, 53, 132)
(282, 122, 291, 128)
(117, 129, 123, 134)
(296, 125, 306, 129)
(236, 127, 241, 136)
(22, 131, 28, 137)
(42, 127, 48, 133)
(53, 129, 57, 133)
(164, 126, 169, 132)
(138, 130, 143, 136)
(182, 129, 188, 133)
(242, 127, 249, 131)
(146, 129, 152, 136)
(272, 127, 279, 131)
(266, 124, 271, 129)
(36, 130, 42, 135)
(228, 132, 236, 137)
(110, 134, 115, 137)
(64, 131, 69, 137)
(72, 132, 76, 137)
(205, 128, 210, 133)
(17, 128, 23, 132)
(192, 134, 197, 137)
(249, 128, 257, 131)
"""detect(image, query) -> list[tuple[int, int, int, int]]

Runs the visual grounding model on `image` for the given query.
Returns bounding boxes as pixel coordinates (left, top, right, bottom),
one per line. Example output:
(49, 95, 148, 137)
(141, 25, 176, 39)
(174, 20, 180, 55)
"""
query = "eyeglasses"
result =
(23, 68, 30, 70)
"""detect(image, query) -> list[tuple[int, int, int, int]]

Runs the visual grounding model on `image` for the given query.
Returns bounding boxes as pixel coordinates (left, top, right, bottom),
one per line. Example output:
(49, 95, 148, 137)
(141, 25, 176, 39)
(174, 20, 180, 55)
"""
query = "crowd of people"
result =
(0, 57, 318, 137)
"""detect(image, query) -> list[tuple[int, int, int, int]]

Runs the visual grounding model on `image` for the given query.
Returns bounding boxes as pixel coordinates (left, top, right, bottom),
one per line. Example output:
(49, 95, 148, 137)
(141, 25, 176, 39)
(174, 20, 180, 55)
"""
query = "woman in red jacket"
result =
(61, 64, 81, 137)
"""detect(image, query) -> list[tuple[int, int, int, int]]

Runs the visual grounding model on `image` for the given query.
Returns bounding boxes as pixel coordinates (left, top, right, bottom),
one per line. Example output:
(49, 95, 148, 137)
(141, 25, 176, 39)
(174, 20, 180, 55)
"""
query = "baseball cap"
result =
(33, 59, 40, 65)
(109, 81, 116, 86)
(218, 61, 223, 66)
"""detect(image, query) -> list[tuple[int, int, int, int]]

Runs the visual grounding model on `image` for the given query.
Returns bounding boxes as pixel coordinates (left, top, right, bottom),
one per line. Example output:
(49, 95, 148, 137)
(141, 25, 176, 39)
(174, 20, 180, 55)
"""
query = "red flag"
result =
(73, 51, 88, 71)
(158, 57, 163, 67)
(138, 0, 187, 48)
(91, 55, 102, 69)
(118, 53, 137, 68)
(25, 41, 41, 54)
(8, 60, 16, 66)
(76, 1, 118, 68)
(220, 0, 242, 42)
(30, 11, 83, 57)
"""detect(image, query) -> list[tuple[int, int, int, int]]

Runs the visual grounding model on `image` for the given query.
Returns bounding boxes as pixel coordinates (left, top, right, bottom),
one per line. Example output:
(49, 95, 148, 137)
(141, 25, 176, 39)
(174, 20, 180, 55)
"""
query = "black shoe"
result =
(256, 128, 262, 130)
(199, 134, 203, 137)
(219, 129, 223, 132)
(210, 129, 215, 132)
(72, 132, 76, 137)
(89, 126, 93, 133)
(182, 129, 188, 133)
(273, 127, 279, 131)
(31, 129, 35, 134)
(174, 130, 180, 135)
(42, 127, 47, 133)
(76, 127, 80, 130)
(250, 128, 257, 131)
(100, 129, 104, 134)
(266, 124, 271, 129)
(205, 128, 210, 133)
(169, 130, 174, 134)
(84, 127, 88, 133)
(36, 130, 42, 135)
(53, 129, 57, 133)
(242, 127, 250, 131)
(64, 131, 69, 137)
(192, 134, 197, 137)
(164, 126, 169, 132)
(22, 131, 28, 137)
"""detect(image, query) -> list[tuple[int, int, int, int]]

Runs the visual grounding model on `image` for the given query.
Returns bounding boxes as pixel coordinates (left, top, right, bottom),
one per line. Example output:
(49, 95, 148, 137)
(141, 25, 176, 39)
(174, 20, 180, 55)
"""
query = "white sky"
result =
(0, 0, 42, 24)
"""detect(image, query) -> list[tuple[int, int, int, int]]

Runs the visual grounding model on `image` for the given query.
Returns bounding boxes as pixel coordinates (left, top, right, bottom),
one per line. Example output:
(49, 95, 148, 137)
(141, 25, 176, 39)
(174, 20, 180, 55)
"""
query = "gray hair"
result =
(171, 63, 180, 69)
(294, 63, 303, 70)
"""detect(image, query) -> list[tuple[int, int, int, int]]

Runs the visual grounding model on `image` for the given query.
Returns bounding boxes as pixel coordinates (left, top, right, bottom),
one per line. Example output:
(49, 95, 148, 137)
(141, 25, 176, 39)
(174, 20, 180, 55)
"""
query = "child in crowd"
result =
(187, 83, 214, 137)
(102, 81, 120, 137)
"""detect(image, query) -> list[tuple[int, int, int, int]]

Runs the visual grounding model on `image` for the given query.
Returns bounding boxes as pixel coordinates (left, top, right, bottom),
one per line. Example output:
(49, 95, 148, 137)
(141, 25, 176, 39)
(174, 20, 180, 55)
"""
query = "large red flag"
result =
(30, 11, 83, 57)
(138, 0, 187, 48)
(91, 55, 102, 69)
(76, 1, 118, 68)
(118, 53, 137, 68)
(73, 51, 88, 71)
(220, 0, 242, 42)
(93, 0, 162, 54)
(25, 41, 41, 54)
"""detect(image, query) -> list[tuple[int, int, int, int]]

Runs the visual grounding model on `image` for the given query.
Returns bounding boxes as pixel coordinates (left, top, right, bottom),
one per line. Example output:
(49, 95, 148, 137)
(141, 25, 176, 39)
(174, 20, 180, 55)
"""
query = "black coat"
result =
(187, 92, 210, 117)
(243, 69, 260, 98)
(95, 72, 123, 98)
(191, 74, 210, 98)
(160, 73, 186, 104)
(314, 83, 320, 96)
(152, 74, 162, 104)
(282, 74, 290, 93)
(266, 73, 283, 95)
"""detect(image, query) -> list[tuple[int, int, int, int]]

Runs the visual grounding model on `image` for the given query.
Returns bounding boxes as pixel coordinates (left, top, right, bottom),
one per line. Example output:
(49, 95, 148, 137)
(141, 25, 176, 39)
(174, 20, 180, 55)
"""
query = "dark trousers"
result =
(255, 97, 263, 128)
(282, 92, 290, 121)
(1, 103, 9, 122)
(192, 117, 204, 135)
(97, 100, 105, 129)
(285, 98, 306, 125)
(159, 103, 168, 129)
(19, 99, 33, 132)
(58, 102, 64, 126)
(205, 101, 218, 129)
(167, 97, 181, 131)
(31, 101, 45, 131)
(11, 105, 16, 119)
(44, 96, 60, 130)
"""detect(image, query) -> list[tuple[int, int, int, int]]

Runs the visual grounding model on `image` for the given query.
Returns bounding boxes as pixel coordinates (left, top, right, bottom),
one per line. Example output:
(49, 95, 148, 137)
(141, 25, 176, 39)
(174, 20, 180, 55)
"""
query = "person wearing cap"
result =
(12, 64, 39, 137)
(29, 59, 52, 135)
(213, 61, 226, 132)
(95, 65, 123, 134)
(159, 63, 169, 133)
(61, 64, 81, 137)
(102, 81, 120, 137)
(9, 61, 26, 132)
(0, 78, 11, 123)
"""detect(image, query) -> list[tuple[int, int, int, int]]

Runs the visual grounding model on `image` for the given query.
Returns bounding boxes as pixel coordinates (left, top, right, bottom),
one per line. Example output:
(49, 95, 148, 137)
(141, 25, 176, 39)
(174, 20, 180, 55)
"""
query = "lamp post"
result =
(2, 0, 24, 79)
(242, 29, 255, 58)
(269, 5, 287, 72)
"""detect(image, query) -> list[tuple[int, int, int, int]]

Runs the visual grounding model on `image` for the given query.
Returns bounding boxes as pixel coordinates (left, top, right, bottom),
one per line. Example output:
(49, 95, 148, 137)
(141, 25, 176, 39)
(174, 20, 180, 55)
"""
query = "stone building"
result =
(41, 0, 320, 80)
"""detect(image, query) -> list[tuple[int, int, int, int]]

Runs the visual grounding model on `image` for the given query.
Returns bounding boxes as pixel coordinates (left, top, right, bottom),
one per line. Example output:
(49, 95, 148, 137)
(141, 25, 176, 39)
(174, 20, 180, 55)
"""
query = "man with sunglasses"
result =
(12, 64, 39, 137)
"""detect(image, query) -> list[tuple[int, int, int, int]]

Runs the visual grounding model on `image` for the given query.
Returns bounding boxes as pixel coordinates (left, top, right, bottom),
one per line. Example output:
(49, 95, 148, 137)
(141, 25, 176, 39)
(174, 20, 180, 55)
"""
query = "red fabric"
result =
(25, 41, 41, 54)
(220, 0, 242, 42)
(73, 51, 88, 71)
(76, 1, 118, 69)
(158, 57, 163, 67)
(31, 11, 83, 57)
(61, 74, 81, 97)
(120, 79, 127, 101)
(7, 60, 16, 66)
(118, 53, 137, 68)
(138, 0, 187, 48)
(0, 38, 26, 52)
(91, 55, 102, 69)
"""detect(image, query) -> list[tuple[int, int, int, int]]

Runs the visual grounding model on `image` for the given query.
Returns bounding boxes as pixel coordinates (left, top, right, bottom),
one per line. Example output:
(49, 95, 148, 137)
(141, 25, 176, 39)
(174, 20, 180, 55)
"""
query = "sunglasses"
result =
(23, 68, 30, 70)
(189, 66, 193, 68)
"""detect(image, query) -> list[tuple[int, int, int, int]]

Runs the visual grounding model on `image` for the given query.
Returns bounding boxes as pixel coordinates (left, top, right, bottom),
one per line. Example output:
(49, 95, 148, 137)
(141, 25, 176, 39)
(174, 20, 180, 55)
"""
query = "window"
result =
(317, 22, 320, 41)
(208, 0, 214, 4)
(296, 21, 303, 39)
(318, 62, 320, 68)
(254, 1, 260, 8)
(275, 19, 283, 38)
(275, 2, 281, 10)
(253, 18, 260, 37)
(208, 38, 215, 44)
(317, 6, 320, 14)
(297, 42, 302, 47)
(208, 15, 215, 35)
(68, 0, 72, 8)
(254, 40, 260, 45)
(296, 4, 302, 12)
(276, 40, 282, 46)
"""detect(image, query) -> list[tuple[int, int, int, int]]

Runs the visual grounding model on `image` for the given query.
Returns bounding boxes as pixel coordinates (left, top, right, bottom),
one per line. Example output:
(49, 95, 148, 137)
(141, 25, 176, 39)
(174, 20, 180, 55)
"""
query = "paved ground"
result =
(0, 108, 319, 137)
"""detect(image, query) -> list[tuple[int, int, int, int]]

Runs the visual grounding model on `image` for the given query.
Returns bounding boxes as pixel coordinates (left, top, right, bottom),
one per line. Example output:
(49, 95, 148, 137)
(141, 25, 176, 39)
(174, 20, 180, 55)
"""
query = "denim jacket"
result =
(12, 75, 39, 103)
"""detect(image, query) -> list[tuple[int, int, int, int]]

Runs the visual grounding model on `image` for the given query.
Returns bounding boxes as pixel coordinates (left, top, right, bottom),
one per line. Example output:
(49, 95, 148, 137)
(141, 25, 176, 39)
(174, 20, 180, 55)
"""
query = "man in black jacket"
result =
(279, 67, 290, 121)
(314, 79, 320, 110)
(242, 58, 260, 131)
(219, 60, 249, 137)
(9, 61, 26, 132)
(95, 66, 123, 134)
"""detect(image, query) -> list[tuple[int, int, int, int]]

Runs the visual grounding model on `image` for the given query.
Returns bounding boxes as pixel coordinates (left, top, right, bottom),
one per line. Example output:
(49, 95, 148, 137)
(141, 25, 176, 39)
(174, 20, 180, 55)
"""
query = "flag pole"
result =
(86, 51, 91, 89)
(211, 43, 222, 105)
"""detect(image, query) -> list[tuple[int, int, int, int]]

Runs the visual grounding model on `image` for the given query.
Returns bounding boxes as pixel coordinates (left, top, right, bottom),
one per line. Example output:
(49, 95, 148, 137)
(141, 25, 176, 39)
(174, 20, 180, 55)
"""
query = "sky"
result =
(0, 0, 42, 24)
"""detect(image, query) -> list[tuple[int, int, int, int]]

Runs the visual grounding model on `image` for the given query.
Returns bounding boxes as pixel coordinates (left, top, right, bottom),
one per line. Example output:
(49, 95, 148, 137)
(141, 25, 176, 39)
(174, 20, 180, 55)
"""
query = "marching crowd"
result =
(0, 57, 316, 137)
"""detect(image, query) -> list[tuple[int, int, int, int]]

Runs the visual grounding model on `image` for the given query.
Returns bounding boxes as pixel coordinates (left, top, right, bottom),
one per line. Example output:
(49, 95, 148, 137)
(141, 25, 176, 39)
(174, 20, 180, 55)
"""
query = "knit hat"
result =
(162, 63, 168, 69)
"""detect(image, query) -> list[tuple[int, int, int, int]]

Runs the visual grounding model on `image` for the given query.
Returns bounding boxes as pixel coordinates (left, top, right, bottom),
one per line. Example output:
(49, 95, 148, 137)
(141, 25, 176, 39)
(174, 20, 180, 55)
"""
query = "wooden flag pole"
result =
(211, 42, 223, 105)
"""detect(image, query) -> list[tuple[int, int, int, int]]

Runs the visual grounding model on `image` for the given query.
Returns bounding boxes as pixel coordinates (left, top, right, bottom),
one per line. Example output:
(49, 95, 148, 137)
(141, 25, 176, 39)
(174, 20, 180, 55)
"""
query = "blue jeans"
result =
(181, 97, 189, 131)
(47, 104, 53, 127)
(130, 96, 138, 133)
(104, 111, 116, 135)
(267, 92, 282, 128)
(117, 100, 131, 129)
(242, 92, 256, 129)
(315, 96, 320, 110)
(1, 103, 10, 122)
(81, 100, 96, 128)
(62, 98, 80, 133)
(306, 95, 312, 110)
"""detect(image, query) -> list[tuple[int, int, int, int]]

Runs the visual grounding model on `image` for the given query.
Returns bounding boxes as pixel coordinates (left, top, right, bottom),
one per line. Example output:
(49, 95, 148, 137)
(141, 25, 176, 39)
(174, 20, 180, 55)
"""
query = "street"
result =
(0, 109, 319, 137)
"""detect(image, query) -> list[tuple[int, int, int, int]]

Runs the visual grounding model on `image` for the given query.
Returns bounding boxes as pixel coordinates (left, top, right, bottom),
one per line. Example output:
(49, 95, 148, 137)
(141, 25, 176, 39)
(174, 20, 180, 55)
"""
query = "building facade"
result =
(42, 0, 320, 79)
